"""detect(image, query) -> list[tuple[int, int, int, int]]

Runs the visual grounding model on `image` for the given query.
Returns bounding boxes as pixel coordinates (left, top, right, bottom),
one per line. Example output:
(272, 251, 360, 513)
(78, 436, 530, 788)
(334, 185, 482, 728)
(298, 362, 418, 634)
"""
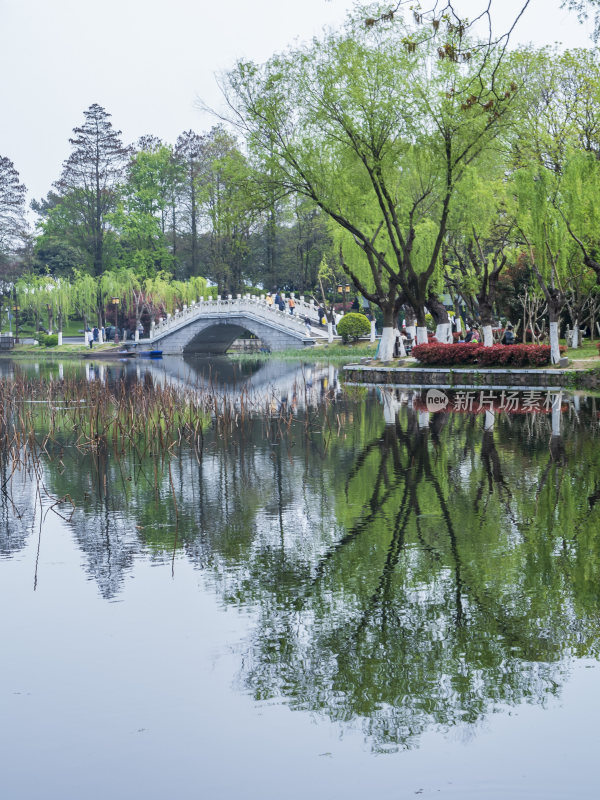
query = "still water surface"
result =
(1, 357, 599, 799)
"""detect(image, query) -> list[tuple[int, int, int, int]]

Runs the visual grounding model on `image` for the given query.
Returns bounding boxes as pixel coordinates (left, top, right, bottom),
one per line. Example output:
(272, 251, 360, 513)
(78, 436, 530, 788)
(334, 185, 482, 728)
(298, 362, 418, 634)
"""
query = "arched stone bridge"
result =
(138, 295, 328, 354)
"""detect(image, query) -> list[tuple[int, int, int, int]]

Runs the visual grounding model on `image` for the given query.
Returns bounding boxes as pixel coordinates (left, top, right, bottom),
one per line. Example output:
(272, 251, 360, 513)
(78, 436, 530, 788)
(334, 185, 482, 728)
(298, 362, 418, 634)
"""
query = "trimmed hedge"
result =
(337, 312, 370, 343)
(411, 342, 565, 367)
(39, 334, 59, 347)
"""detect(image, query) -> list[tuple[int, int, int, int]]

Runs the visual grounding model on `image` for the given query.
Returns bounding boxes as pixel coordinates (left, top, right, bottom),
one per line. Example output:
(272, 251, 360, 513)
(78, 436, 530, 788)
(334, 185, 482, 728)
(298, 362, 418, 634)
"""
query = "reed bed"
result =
(0, 371, 345, 519)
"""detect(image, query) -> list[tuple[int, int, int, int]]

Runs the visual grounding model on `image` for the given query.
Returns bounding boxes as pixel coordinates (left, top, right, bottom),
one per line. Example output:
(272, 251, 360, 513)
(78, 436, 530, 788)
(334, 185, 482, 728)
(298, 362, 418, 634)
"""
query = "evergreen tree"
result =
(0, 155, 27, 267)
(52, 104, 130, 276)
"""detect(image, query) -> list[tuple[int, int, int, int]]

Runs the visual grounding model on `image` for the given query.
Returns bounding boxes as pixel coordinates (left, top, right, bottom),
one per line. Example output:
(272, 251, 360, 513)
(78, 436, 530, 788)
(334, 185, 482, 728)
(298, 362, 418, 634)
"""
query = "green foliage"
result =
(337, 312, 370, 342)
(39, 333, 58, 347)
(225, 8, 520, 324)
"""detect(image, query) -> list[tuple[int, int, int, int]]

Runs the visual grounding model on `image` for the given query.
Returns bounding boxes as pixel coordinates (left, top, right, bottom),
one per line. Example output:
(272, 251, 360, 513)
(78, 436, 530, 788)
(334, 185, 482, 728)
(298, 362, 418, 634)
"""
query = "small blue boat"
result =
(139, 350, 163, 359)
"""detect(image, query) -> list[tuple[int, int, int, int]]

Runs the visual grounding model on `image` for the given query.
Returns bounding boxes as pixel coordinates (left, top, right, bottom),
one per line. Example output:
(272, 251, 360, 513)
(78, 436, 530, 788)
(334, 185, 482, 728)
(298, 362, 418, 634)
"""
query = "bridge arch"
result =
(184, 321, 257, 354)
(144, 312, 315, 354)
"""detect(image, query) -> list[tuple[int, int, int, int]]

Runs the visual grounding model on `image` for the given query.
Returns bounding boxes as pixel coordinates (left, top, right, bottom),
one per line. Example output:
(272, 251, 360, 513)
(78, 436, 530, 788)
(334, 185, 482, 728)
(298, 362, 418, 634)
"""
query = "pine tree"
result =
(0, 155, 27, 264)
(54, 104, 130, 276)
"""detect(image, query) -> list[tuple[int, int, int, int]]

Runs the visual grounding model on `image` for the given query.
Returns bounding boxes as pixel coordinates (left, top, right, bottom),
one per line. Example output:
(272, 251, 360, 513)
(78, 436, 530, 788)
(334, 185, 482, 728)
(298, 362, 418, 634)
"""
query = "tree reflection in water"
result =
(2, 375, 600, 750)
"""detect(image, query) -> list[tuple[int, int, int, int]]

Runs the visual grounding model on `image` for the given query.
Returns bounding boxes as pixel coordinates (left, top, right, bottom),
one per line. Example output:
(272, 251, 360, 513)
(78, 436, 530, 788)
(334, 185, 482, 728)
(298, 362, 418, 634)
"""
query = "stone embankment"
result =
(343, 363, 600, 389)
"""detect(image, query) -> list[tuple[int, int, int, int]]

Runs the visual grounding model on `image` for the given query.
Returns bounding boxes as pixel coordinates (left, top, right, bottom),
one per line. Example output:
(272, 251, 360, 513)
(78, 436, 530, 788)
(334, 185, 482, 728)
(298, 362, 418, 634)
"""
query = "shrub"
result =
(412, 342, 482, 365)
(411, 342, 558, 367)
(39, 334, 59, 347)
(337, 312, 371, 343)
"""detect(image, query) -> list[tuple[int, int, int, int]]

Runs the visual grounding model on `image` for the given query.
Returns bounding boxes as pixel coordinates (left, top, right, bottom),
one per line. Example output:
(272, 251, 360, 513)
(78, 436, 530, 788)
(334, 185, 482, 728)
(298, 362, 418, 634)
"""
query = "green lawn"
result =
(3, 320, 86, 338)
(563, 339, 600, 360)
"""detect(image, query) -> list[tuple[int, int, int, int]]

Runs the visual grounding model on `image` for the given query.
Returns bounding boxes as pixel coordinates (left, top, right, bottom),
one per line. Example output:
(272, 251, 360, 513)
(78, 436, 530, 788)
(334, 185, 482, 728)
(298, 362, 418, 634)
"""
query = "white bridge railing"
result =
(146, 294, 327, 342)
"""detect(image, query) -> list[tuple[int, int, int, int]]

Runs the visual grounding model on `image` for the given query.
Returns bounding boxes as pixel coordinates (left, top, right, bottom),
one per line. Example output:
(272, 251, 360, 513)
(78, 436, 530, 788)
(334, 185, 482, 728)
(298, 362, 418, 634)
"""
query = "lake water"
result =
(1, 357, 599, 799)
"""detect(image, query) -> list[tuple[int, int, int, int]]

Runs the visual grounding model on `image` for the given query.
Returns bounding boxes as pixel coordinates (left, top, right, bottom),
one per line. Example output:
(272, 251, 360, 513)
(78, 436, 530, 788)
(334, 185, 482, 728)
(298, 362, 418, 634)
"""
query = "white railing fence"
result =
(147, 294, 326, 341)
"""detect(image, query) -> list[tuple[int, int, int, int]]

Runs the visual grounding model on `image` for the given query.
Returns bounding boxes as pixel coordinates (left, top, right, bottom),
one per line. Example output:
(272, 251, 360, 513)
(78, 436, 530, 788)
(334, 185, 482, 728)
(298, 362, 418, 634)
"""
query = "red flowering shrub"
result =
(477, 345, 514, 366)
(411, 342, 558, 367)
(412, 343, 483, 365)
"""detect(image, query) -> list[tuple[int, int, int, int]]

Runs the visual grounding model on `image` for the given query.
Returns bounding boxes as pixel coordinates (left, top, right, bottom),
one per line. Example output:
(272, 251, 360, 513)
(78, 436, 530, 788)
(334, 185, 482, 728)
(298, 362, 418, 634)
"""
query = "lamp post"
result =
(112, 297, 120, 344)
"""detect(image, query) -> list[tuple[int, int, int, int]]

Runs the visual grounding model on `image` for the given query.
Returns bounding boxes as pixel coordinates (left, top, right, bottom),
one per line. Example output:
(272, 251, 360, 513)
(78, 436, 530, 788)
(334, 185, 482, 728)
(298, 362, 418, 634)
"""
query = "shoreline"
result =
(343, 362, 600, 390)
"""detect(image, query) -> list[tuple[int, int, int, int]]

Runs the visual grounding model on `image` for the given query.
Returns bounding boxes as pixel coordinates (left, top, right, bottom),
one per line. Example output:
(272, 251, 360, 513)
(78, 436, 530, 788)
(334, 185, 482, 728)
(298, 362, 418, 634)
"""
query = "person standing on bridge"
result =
(266, 292, 274, 307)
(288, 295, 296, 315)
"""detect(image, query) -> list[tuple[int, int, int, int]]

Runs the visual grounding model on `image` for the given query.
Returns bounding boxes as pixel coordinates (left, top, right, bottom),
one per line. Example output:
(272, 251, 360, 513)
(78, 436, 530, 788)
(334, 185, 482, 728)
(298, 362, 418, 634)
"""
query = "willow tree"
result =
(144, 272, 179, 318)
(445, 156, 517, 345)
(15, 275, 44, 335)
(511, 47, 600, 328)
(171, 275, 210, 308)
(72, 269, 98, 339)
(221, 8, 519, 356)
(17, 276, 73, 345)
(515, 168, 566, 362)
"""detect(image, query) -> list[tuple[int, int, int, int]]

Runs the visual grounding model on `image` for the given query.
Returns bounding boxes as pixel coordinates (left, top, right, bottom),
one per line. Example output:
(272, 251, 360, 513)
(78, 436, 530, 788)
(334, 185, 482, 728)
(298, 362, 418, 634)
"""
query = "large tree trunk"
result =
(547, 293, 562, 364)
(404, 305, 416, 343)
(379, 305, 396, 360)
(479, 300, 494, 347)
(427, 292, 451, 343)
(414, 301, 429, 344)
(531, 262, 562, 365)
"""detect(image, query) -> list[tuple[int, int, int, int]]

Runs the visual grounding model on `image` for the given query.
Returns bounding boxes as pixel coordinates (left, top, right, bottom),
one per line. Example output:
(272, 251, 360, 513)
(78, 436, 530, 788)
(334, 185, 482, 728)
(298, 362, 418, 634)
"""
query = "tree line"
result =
(0, 106, 332, 328)
(2, 3, 600, 358)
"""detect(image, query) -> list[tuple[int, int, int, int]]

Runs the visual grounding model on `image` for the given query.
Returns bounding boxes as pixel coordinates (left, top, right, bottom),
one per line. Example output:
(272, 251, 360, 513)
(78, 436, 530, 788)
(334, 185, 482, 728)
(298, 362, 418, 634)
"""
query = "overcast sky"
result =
(0, 0, 594, 204)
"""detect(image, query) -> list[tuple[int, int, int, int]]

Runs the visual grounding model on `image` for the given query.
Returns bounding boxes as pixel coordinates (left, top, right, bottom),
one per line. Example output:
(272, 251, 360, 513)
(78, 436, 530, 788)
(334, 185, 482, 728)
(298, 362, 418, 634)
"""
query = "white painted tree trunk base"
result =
(552, 392, 562, 437)
(98, 331, 104, 344)
(484, 411, 495, 431)
(370, 320, 376, 343)
(550, 321, 560, 364)
(381, 389, 398, 425)
(379, 326, 396, 360)
(482, 325, 493, 347)
(416, 326, 428, 345)
(418, 411, 430, 428)
(57, 332, 63, 346)
(327, 322, 334, 344)
(135, 330, 140, 342)
(397, 334, 407, 357)
(406, 325, 416, 343)
(435, 322, 452, 343)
